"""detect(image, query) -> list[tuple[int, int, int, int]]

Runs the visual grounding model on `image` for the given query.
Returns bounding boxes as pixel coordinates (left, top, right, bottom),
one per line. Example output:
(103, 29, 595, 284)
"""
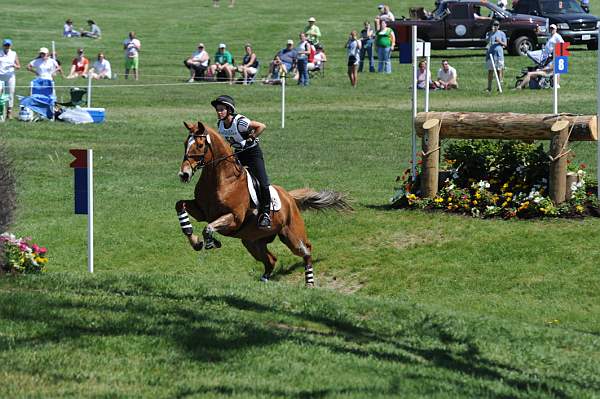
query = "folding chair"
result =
(17, 78, 56, 120)
(309, 60, 326, 79)
(0, 81, 10, 122)
(57, 87, 88, 107)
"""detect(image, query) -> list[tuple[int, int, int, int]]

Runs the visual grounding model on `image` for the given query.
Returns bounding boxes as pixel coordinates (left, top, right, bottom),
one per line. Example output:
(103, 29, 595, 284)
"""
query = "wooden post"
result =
(421, 118, 441, 198)
(565, 172, 577, 200)
(549, 120, 570, 204)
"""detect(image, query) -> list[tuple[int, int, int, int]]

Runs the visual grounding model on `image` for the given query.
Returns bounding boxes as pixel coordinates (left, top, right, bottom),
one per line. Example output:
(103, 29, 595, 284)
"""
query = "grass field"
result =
(2, 1, 600, 397)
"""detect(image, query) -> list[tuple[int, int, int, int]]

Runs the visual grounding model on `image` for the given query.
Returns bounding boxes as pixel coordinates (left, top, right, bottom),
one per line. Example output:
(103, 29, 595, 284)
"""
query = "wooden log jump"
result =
(415, 112, 598, 204)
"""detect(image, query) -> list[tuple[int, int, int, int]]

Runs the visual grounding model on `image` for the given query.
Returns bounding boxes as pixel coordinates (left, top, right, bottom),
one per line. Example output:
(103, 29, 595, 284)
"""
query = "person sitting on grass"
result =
(208, 43, 235, 83)
(63, 19, 80, 37)
(515, 60, 554, 90)
(184, 43, 209, 82)
(434, 59, 458, 90)
(89, 52, 112, 79)
(81, 20, 101, 39)
(66, 48, 89, 79)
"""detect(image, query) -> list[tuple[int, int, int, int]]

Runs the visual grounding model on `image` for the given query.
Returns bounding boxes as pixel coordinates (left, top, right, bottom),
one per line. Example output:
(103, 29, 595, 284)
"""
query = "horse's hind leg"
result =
(241, 238, 278, 282)
(175, 200, 205, 251)
(278, 222, 314, 287)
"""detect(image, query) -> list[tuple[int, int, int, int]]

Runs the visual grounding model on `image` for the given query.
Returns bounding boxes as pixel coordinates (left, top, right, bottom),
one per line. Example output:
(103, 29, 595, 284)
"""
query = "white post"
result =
(51, 41, 56, 59)
(87, 72, 92, 108)
(87, 149, 94, 273)
(553, 74, 558, 114)
(281, 72, 285, 129)
(411, 25, 418, 181)
(425, 55, 430, 112)
(489, 54, 502, 93)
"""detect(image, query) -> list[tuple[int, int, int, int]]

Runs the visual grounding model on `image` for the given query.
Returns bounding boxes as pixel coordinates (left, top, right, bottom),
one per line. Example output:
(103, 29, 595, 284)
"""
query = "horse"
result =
(175, 121, 351, 287)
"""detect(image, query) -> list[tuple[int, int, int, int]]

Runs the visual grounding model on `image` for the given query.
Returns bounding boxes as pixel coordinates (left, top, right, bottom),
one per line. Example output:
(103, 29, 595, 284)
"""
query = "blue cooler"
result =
(81, 107, 105, 123)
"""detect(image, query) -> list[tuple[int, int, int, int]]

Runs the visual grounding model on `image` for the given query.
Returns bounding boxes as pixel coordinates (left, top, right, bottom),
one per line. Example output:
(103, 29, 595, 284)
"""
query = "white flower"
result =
(534, 197, 541, 204)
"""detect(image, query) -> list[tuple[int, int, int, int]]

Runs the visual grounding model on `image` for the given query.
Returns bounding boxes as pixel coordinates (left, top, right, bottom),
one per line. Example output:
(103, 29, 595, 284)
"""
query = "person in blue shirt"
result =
(485, 20, 506, 92)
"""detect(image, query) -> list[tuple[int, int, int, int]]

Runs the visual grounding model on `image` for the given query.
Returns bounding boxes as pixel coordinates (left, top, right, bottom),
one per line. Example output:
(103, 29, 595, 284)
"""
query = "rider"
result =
(211, 95, 272, 230)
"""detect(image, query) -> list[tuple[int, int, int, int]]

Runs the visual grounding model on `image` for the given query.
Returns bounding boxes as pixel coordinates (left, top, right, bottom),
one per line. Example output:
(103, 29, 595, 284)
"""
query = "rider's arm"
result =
(248, 120, 266, 139)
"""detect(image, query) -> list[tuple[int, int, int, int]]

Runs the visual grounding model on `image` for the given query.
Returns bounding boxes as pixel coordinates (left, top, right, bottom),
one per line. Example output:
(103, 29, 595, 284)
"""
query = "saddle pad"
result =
(245, 169, 282, 211)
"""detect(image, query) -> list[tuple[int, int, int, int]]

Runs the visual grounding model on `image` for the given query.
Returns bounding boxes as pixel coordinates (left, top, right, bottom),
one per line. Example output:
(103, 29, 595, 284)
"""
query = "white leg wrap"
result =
(178, 210, 193, 235)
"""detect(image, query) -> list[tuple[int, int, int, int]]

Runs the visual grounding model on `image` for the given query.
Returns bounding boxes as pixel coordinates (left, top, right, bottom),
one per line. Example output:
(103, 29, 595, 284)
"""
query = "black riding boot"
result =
(258, 186, 272, 230)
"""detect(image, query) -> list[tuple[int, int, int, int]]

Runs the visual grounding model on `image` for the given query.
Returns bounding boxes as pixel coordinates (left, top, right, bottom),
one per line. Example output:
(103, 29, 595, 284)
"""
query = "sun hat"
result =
(549, 23, 557, 30)
(2, 39, 12, 46)
(198, 43, 205, 48)
(287, 39, 294, 45)
(39, 47, 49, 54)
(308, 17, 316, 22)
(219, 43, 226, 48)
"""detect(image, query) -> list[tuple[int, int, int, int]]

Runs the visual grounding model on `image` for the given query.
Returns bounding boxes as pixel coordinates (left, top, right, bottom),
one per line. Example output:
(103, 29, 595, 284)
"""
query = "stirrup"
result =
(257, 213, 272, 230)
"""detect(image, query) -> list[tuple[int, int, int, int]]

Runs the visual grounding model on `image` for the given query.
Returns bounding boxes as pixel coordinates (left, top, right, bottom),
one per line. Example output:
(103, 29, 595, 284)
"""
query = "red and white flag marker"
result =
(69, 149, 94, 273)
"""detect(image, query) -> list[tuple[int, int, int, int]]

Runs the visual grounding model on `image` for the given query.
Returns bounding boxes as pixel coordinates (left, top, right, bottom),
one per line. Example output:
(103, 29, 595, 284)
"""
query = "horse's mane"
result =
(200, 122, 234, 157)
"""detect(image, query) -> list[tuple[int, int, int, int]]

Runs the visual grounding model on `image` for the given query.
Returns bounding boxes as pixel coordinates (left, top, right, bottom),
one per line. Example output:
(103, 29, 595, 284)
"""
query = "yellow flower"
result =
(576, 205, 584, 213)
(505, 192, 513, 197)
(434, 197, 443, 203)
(473, 200, 478, 205)
(475, 192, 481, 199)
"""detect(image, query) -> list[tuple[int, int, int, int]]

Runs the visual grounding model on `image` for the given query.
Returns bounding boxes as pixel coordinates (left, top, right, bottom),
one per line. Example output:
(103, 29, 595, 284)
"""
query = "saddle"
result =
(245, 169, 282, 211)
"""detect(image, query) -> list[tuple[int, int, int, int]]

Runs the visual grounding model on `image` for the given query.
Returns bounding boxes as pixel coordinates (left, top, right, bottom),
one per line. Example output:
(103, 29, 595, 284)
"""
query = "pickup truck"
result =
(389, 0, 549, 56)
(512, 0, 599, 50)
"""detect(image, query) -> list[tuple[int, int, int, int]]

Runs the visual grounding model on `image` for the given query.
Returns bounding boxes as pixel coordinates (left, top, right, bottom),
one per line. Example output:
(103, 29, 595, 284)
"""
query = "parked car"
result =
(512, 0, 599, 50)
(389, 0, 549, 56)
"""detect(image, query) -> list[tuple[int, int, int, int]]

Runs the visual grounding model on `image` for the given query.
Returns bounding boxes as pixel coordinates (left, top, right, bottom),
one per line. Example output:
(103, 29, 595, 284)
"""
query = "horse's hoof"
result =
(204, 238, 221, 250)
(305, 282, 315, 288)
(192, 241, 204, 251)
(260, 274, 270, 283)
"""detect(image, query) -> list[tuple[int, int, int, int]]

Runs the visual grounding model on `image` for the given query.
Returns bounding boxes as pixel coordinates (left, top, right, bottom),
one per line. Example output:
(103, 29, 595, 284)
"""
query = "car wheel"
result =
(512, 36, 534, 56)
(587, 41, 598, 50)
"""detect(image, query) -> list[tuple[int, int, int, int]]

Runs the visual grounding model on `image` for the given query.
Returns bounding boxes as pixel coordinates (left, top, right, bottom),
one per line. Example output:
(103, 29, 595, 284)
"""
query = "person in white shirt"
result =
(63, 19, 80, 37)
(0, 38, 21, 118)
(90, 53, 112, 79)
(308, 44, 326, 71)
(184, 43, 209, 82)
(375, 4, 395, 31)
(27, 47, 61, 81)
(123, 31, 141, 80)
(434, 59, 458, 89)
(527, 24, 564, 64)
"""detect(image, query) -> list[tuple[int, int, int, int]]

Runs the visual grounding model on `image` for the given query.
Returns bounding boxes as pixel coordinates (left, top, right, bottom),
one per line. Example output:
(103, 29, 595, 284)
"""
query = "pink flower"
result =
(19, 243, 29, 252)
(32, 244, 40, 253)
(39, 247, 47, 254)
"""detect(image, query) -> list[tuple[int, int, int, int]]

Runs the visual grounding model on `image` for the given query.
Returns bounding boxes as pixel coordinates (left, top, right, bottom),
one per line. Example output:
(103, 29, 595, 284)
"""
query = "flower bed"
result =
(0, 233, 48, 274)
(391, 140, 599, 219)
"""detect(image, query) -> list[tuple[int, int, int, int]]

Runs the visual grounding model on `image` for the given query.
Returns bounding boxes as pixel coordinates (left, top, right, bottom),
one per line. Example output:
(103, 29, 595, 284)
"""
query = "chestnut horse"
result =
(175, 121, 351, 286)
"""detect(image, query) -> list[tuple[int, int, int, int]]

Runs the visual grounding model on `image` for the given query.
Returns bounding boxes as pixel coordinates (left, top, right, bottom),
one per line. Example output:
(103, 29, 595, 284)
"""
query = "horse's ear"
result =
(183, 121, 192, 131)
(196, 121, 206, 134)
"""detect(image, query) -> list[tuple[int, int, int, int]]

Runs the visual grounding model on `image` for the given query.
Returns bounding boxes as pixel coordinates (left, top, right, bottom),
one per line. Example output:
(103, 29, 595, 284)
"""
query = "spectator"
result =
(581, 0, 590, 13)
(304, 17, 322, 45)
(417, 60, 433, 89)
(528, 24, 564, 65)
(89, 52, 112, 79)
(345, 31, 361, 87)
(486, 20, 507, 92)
(123, 31, 141, 80)
(296, 32, 311, 86)
(81, 20, 101, 39)
(27, 47, 61, 80)
(213, 0, 235, 7)
(375, 4, 395, 31)
(184, 43, 209, 82)
(434, 59, 458, 89)
(66, 48, 90, 79)
(515, 60, 554, 89)
(63, 19, 80, 37)
(0, 39, 20, 119)
(375, 20, 395, 73)
(267, 40, 297, 81)
(208, 43, 235, 83)
(236, 43, 259, 84)
(308, 44, 326, 71)
(359, 21, 375, 73)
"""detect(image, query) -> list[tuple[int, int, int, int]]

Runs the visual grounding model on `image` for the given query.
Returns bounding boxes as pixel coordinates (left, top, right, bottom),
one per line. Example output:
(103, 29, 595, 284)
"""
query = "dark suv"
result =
(513, 0, 599, 49)
(390, 0, 549, 56)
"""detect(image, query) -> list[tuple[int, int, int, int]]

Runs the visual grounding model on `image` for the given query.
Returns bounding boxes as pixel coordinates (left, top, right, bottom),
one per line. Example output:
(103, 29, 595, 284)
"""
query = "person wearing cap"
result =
(375, 4, 395, 31)
(210, 95, 272, 230)
(89, 52, 112, 79)
(304, 17, 321, 45)
(236, 44, 259, 84)
(27, 47, 61, 81)
(81, 20, 102, 39)
(184, 43, 209, 82)
(0, 39, 20, 119)
(485, 20, 506, 92)
(267, 40, 297, 81)
(208, 43, 235, 83)
(123, 31, 141, 80)
(63, 18, 80, 37)
(67, 48, 90, 79)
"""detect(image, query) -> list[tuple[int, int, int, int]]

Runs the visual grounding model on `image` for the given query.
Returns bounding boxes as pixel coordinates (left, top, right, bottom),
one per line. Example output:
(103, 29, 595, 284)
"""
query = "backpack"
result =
(308, 44, 316, 63)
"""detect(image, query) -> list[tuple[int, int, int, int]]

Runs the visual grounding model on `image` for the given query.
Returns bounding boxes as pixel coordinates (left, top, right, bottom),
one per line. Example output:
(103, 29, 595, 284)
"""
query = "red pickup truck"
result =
(389, 0, 549, 55)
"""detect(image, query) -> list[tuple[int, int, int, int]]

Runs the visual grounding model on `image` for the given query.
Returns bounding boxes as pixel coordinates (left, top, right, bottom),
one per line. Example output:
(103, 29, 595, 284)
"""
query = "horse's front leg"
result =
(202, 213, 240, 250)
(175, 200, 205, 251)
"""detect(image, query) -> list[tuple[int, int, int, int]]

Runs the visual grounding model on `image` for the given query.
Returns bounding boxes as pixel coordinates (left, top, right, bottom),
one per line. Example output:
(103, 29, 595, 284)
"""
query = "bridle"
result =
(183, 132, 241, 175)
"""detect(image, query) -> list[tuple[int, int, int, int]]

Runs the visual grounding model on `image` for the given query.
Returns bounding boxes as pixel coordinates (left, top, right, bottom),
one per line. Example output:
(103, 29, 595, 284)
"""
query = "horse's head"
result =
(179, 121, 212, 183)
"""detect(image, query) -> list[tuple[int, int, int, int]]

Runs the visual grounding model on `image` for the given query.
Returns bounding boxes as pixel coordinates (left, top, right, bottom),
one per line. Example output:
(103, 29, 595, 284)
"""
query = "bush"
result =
(391, 140, 599, 219)
(0, 146, 17, 269)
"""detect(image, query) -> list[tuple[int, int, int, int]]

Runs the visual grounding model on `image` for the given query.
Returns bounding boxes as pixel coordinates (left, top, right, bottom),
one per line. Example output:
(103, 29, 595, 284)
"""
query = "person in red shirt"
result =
(66, 48, 89, 79)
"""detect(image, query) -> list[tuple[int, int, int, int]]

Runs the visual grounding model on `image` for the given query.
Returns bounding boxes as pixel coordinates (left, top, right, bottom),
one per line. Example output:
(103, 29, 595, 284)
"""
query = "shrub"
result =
(0, 146, 17, 269)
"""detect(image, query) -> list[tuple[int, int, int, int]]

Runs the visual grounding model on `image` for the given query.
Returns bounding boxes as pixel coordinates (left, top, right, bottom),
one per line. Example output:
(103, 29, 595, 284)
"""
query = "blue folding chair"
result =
(18, 78, 56, 120)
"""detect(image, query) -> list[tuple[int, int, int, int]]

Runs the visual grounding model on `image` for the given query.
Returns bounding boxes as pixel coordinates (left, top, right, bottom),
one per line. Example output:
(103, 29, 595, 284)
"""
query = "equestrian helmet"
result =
(211, 95, 236, 114)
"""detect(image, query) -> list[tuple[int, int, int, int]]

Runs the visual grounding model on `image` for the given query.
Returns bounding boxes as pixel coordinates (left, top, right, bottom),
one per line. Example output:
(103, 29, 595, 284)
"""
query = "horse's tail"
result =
(288, 188, 353, 212)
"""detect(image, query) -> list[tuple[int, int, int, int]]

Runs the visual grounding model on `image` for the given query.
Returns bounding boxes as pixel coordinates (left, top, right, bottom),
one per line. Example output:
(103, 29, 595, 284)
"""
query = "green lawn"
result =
(1, 0, 600, 397)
